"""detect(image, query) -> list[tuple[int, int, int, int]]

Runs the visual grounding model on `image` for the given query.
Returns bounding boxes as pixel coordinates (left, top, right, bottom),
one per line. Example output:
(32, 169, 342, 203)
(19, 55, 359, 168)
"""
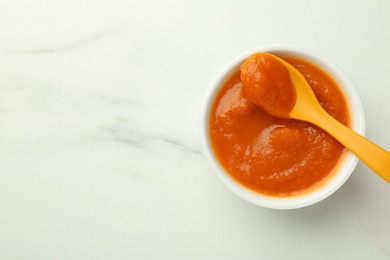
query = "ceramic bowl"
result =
(200, 46, 365, 209)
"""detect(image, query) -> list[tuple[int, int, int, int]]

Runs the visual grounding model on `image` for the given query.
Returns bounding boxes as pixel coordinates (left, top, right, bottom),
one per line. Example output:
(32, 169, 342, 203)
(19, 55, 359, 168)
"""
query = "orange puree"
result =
(209, 54, 350, 197)
(240, 53, 296, 118)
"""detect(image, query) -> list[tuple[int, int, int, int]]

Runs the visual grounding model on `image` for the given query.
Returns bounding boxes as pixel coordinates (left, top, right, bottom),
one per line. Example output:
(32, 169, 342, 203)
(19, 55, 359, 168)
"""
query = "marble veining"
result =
(4, 30, 113, 55)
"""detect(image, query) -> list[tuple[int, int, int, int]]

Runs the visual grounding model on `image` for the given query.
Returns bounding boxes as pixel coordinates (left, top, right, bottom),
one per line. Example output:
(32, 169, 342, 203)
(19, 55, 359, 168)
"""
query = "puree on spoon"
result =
(209, 53, 349, 197)
(240, 53, 296, 118)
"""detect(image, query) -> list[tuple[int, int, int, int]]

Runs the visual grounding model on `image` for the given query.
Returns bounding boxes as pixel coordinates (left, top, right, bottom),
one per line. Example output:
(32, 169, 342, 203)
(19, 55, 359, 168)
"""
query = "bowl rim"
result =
(200, 45, 365, 209)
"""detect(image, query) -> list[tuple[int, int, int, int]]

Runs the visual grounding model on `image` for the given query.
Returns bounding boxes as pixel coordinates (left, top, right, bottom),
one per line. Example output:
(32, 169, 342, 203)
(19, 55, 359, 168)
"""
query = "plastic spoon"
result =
(242, 53, 390, 183)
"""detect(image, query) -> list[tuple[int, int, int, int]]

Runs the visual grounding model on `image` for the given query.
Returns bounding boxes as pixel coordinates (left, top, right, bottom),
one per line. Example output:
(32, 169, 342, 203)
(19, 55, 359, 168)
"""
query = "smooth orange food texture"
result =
(209, 55, 350, 197)
(240, 53, 296, 118)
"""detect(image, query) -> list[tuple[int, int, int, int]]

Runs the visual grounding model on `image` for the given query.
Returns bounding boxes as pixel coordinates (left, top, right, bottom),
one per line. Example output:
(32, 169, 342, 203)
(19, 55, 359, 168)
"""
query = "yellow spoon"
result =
(261, 54, 390, 183)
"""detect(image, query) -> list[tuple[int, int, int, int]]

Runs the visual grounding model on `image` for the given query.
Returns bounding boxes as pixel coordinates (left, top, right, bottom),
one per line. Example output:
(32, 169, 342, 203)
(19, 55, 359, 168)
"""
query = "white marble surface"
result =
(1, 0, 390, 259)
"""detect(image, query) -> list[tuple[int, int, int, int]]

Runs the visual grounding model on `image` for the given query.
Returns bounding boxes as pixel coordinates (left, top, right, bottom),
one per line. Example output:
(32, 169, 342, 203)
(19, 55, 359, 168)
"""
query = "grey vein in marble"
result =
(102, 127, 201, 155)
(4, 30, 113, 55)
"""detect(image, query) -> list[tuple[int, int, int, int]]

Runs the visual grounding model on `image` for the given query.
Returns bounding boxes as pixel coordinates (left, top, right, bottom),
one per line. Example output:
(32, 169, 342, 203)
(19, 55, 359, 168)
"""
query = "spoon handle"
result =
(307, 109, 390, 183)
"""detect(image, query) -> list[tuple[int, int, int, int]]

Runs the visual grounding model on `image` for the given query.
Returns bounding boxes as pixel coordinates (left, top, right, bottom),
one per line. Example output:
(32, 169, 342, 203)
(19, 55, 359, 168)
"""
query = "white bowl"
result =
(200, 46, 365, 209)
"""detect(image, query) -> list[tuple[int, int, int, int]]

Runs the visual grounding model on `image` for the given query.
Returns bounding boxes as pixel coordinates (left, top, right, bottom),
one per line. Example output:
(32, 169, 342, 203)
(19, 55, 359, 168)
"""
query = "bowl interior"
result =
(201, 46, 365, 209)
